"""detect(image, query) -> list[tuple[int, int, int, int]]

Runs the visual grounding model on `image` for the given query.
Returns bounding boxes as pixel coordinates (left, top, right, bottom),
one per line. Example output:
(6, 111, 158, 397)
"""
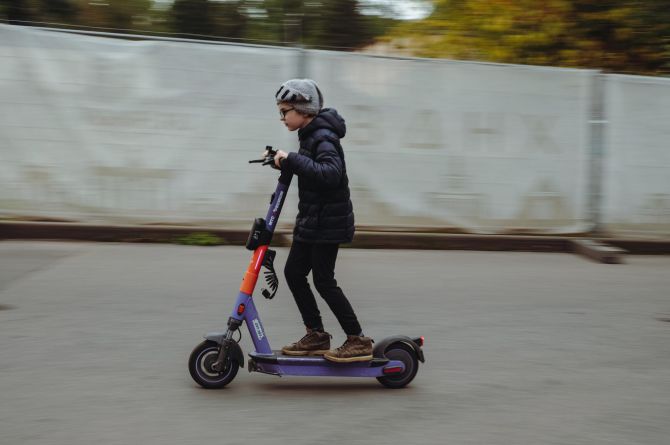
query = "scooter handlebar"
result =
(249, 145, 278, 170)
(249, 145, 279, 168)
(248, 157, 277, 167)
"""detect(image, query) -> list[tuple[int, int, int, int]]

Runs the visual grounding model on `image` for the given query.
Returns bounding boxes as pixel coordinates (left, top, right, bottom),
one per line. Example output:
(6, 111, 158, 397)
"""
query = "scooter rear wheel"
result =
(189, 340, 239, 389)
(376, 342, 419, 389)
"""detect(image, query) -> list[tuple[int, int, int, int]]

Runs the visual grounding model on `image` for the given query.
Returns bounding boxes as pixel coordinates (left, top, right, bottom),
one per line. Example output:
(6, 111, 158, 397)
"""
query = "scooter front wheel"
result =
(189, 340, 239, 389)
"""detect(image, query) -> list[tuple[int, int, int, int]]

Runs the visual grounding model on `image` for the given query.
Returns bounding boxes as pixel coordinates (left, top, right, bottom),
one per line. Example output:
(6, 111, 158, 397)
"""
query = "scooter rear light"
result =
(383, 366, 404, 375)
(413, 336, 424, 347)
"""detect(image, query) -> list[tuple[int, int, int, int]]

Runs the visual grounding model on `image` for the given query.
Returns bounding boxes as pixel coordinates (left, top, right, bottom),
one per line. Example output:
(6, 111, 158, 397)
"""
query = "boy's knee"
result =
(313, 277, 337, 293)
(284, 263, 305, 283)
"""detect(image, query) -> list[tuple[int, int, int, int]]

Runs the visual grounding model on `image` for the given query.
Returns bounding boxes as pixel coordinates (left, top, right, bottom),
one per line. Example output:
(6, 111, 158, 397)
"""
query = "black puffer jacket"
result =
(282, 108, 355, 244)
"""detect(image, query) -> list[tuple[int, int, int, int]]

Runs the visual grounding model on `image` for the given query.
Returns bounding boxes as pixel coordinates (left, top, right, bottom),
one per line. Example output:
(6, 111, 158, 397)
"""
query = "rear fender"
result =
(373, 335, 425, 363)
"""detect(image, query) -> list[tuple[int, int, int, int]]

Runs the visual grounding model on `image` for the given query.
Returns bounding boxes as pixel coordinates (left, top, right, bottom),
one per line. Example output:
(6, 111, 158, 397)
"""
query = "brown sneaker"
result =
(281, 329, 332, 356)
(323, 335, 374, 363)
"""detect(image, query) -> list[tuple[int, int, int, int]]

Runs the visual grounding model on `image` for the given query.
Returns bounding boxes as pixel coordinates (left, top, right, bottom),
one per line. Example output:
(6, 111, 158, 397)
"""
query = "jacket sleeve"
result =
(283, 140, 343, 188)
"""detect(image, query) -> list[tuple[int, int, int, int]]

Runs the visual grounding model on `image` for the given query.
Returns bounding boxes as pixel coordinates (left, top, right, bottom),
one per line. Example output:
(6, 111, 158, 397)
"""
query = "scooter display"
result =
(188, 147, 425, 389)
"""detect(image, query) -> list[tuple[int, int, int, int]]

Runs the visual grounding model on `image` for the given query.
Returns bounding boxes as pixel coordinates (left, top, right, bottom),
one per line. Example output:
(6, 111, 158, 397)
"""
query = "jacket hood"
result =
(299, 108, 346, 139)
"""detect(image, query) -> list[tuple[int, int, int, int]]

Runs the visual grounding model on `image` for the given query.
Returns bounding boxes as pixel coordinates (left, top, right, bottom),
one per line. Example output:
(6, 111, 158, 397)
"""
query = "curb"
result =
(571, 239, 626, 264)
(350, 232, 572, 252)
(1, 221, 669, 254)
(0, 221, 285, 246)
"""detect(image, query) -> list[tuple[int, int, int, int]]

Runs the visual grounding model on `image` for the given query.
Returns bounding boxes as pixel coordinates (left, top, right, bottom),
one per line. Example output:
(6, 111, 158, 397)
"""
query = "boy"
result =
(271, 78, 373, 363)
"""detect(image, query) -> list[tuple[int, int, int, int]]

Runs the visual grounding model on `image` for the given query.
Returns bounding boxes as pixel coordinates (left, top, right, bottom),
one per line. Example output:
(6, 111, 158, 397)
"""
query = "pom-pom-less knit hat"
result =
(275, 79, 323, 116)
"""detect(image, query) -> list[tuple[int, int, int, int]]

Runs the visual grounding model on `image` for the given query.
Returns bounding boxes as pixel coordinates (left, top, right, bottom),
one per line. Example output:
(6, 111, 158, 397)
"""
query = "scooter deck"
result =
(248, 350, 403, 377)
(250, 350, 388, 365)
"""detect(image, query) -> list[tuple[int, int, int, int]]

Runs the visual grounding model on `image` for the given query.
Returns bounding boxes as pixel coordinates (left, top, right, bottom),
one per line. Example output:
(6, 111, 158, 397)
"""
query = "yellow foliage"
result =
(384, 0, 670, 75)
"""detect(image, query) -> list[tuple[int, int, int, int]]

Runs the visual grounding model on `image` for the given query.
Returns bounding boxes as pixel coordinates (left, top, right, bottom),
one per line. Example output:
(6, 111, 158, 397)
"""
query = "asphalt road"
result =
(1, 241, 669, 445)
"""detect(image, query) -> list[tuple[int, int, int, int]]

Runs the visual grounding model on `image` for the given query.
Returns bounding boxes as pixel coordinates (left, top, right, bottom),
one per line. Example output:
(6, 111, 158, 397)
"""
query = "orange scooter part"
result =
(239, 246, 268, 294)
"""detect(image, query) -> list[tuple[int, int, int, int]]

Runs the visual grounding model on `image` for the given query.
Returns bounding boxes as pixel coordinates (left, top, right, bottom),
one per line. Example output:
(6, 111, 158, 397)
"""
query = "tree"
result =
(1, 0, 400, 52)
(171, 0, 248, 39)
(1, 0, 79, 24)
(211, 1, 247, 39)
(2, 1, 159, 33)
(387, 0, 670, 75)
(257, 0, 383, 48)
(43, 0, 79, 22)
(312, 0, 376, 48)
(1, 0, 36, 23)
(171, 0, 217, 36)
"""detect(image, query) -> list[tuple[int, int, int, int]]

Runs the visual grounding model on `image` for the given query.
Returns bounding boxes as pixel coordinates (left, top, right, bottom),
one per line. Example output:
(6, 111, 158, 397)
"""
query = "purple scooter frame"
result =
(191, 147, 424, 388)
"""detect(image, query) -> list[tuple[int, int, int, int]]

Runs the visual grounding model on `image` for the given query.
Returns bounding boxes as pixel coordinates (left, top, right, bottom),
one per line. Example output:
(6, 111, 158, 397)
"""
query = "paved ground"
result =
(1, 241, 669, 445)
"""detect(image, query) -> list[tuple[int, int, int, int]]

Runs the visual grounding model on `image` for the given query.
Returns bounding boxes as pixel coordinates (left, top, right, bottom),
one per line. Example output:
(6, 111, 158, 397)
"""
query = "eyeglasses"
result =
(279, 107, 295, 119)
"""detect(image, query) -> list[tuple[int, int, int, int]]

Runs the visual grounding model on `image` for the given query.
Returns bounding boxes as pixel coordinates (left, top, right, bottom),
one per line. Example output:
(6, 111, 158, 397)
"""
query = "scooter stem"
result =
(265, 169, 293, 231)
(213, 168, 294, 370)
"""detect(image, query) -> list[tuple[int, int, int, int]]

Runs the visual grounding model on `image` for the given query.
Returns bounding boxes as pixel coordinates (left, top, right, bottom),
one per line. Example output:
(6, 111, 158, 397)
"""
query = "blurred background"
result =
(1, 1, 669, 237)
(2, 0, 669, 73)
(2, 4, 670, 444)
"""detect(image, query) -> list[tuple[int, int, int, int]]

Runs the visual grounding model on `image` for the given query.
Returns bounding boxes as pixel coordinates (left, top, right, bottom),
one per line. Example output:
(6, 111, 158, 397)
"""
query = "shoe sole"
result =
(323, 354, 374, 363)
(281, 349, 330, 356)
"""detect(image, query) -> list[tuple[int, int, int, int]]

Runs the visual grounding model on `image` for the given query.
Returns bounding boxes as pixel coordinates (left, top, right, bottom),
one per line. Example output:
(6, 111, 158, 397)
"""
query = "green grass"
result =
(174, 232, 225, 246)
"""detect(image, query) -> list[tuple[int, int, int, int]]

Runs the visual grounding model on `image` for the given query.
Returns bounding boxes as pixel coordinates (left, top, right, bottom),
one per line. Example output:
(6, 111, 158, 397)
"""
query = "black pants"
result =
(284, 240, 362, 336)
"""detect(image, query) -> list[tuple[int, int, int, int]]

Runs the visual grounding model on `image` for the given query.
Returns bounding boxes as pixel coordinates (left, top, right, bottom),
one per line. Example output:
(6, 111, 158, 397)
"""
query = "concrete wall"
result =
(1, 24, 668, 237)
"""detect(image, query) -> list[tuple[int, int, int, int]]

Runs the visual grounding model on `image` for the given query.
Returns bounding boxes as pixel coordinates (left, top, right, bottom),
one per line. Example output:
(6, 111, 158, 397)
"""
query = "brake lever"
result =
(249, 145, 278, 164)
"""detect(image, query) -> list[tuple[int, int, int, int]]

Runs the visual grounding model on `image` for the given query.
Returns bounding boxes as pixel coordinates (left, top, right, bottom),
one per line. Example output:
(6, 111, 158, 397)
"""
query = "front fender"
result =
(204, 333, 244, 368)
(373, 335, 425, 363)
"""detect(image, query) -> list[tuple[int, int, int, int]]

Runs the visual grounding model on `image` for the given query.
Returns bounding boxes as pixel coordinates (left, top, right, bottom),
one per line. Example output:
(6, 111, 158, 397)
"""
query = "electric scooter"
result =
(188, 147, 425, 389)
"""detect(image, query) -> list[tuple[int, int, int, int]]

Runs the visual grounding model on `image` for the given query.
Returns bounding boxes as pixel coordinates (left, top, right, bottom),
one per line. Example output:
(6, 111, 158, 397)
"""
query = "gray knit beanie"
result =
(275, 78, 323, 116)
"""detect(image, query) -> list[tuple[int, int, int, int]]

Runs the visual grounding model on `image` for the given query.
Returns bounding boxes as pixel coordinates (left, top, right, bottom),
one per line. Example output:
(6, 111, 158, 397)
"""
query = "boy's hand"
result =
(274, 150, 288, 168)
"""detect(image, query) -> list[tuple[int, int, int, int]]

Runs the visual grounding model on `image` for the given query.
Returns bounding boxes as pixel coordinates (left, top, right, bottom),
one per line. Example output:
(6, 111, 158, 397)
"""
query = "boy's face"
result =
(278, 103, 311, 131)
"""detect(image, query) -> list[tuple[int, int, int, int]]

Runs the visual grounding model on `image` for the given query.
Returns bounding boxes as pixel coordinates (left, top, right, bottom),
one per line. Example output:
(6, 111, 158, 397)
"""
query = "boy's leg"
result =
(310, 243, 362, 336)
(284, 240, 323, 330)
(282, 240, 331, 356)
(312, 243, 373, 363)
